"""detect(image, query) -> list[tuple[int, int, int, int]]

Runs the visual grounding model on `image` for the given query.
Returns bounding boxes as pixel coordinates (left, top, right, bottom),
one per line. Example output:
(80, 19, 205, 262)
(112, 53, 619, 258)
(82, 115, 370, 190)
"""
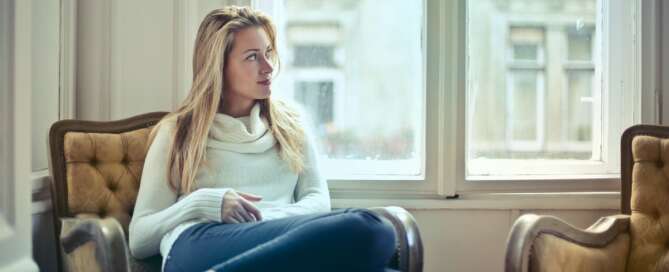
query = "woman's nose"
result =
(260, 57, 273, 75)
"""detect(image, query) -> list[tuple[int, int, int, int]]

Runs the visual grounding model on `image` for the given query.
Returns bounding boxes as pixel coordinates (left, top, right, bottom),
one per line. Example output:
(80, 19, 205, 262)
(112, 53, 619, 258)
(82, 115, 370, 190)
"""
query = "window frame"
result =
(462, 0, 643, 191)
(254, 0, 648, 199)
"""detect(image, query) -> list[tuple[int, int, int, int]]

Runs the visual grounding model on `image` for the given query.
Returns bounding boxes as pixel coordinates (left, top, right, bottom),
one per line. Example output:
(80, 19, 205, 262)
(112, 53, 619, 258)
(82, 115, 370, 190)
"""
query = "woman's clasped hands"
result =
(221, 190, 263, 224)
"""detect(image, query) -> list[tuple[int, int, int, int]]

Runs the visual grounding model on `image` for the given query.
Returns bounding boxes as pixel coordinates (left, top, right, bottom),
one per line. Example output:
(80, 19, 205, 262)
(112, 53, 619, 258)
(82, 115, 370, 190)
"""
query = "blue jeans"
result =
(164, 208, 398, 272)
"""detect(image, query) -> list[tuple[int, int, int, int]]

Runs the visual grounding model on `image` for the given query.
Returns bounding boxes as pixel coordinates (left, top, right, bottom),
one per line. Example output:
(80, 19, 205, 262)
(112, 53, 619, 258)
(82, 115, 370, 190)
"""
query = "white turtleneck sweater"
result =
(128, 103, 331, 268)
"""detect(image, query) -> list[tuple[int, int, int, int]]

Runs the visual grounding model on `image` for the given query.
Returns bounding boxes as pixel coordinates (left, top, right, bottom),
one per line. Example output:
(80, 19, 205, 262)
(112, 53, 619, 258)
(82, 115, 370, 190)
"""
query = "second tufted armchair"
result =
(48, 112, 423, 272)
(505, 124, 669, 272)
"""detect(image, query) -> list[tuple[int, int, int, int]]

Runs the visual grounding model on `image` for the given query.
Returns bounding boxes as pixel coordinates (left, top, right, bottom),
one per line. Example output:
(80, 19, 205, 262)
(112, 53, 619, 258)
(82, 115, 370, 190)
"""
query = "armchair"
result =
(48, 112, 423, 272)
(505, 124, 669, 272)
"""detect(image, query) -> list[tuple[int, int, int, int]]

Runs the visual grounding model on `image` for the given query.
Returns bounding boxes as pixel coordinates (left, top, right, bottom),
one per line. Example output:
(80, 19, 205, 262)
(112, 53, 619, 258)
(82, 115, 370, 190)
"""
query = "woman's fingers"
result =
(240, 199, 263, 221)
(236, 207, 255, 223)
(232, 210, 247, 223)
(225, 215, 240, 224)
(220, 190, 263, 224)
(237, 191, 263, 202)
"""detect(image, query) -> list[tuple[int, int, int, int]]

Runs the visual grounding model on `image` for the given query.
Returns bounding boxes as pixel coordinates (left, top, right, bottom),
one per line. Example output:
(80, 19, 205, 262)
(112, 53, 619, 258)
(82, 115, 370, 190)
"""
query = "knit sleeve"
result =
(260, 120, 332, 221)
(128, 121, 230, 259)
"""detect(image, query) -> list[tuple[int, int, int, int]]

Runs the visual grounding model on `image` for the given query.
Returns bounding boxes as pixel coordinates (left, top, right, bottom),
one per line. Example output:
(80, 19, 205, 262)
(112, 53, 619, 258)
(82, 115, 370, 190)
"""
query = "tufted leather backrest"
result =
(48, 112, 168, 236)
(63, 129, 153, 234)
(622, 125, 669, 272)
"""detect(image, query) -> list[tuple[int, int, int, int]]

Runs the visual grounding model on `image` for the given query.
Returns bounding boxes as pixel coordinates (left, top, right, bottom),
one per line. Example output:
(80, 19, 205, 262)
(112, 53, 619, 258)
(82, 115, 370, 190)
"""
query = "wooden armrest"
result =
(59, 217, 130, 272)
(505, 214, 630, 272)
(369, 206, 424, 272)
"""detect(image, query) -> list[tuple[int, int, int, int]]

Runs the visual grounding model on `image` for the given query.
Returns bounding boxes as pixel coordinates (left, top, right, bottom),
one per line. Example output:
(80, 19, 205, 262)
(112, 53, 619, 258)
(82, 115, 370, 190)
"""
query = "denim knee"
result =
(340, 209, 397, 257)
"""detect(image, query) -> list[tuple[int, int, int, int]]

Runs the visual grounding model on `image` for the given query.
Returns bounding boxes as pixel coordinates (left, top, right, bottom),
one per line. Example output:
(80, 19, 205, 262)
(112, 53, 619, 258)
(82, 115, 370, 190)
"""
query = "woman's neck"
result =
(219, 98, 255, 117)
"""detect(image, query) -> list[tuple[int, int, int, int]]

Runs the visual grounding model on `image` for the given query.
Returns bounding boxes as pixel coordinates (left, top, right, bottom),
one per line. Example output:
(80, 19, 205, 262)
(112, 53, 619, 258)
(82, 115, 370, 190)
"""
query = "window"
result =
(293, 45, 336, 67)
(506, 27, 546, 151)
(465, 0, 632, 178)
(564, 26, 595, 150)
(506, 70, 544, 150)
(294, 80, 334, 126)
(259, 0, 425, 179)
(253, 0, 644, 197)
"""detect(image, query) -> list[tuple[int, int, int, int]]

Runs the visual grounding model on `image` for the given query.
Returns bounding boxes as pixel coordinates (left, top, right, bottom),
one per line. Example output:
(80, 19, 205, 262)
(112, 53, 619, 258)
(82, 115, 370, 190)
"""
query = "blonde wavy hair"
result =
(149, 6, 305, 195)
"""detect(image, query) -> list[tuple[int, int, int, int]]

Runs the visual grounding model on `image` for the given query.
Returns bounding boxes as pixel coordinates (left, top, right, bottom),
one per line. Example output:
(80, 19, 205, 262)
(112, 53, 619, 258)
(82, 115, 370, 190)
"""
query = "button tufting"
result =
(653, 209, 662, 220)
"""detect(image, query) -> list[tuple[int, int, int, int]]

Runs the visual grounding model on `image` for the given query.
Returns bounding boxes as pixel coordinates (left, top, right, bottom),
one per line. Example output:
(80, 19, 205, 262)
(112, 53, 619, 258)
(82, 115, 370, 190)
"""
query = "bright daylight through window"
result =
(267, 0, 425, 179)
(466, 0, 619, 177)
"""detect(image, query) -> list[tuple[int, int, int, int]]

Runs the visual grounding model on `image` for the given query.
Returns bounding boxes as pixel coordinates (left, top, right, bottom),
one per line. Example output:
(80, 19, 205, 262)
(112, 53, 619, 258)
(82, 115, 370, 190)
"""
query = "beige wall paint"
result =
(1, 0, 39, 270)
(76, 0, 235, 121)
(411, 208, 617, 272)
(77, 0, 182, 121)
(30, 0, 59, 172)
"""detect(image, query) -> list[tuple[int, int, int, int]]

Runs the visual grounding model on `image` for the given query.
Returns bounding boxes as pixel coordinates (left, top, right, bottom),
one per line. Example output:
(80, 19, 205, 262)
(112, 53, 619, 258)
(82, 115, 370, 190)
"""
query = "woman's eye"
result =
(246, 54, 257, 61)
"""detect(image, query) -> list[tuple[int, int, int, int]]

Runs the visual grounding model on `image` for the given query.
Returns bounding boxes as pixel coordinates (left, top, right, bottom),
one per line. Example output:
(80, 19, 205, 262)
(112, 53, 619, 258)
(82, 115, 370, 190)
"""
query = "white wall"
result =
(77, 0, 186, 121)
(30, 0, 60, 172)
(0, 0, 39, 270)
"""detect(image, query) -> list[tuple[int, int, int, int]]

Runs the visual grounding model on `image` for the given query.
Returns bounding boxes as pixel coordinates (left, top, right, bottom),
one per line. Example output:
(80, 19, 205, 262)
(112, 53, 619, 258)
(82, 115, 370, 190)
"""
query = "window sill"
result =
(466, 173, 619, 182)
(332, 191, 620, 210)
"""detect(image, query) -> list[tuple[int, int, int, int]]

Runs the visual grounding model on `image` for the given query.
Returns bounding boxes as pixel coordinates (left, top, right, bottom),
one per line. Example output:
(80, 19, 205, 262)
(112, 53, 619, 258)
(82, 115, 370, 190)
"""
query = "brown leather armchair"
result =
(48, 112, 424, 272)
(505, 124, 669, 272)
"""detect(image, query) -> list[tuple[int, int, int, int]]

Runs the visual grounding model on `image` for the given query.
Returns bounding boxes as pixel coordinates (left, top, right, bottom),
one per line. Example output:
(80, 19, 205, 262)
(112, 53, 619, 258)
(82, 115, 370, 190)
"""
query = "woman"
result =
(129, 6, 396, 272)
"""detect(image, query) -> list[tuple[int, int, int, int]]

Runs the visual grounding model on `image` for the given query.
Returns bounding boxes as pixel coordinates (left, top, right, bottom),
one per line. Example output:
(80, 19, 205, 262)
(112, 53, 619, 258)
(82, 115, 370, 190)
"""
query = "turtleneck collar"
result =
(208, 102, 276, 153)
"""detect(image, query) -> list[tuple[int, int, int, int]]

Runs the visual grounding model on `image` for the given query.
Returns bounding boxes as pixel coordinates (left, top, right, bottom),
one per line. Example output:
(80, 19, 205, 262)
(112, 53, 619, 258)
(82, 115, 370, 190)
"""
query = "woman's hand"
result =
(221, 190, 263, 224)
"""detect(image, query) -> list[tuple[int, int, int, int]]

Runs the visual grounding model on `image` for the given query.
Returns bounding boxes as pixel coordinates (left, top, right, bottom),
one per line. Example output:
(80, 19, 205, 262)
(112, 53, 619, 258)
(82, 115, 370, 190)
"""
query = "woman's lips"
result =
(258, 79, 271, 86)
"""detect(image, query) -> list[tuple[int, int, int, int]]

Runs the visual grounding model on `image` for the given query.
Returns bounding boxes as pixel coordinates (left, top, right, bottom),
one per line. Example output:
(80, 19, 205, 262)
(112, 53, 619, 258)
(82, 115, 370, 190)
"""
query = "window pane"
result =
(513, 44, 538, 61)
(293, 45, 336, 67)
(467, 0, 599, 173)
(566, 71, 593, 143)
(295, 81, 334, 125)
(272, 0, 424, 176)
(509, 71, 539, 142)
(567, 27, 593, 61)
(510, 27, 544, 62)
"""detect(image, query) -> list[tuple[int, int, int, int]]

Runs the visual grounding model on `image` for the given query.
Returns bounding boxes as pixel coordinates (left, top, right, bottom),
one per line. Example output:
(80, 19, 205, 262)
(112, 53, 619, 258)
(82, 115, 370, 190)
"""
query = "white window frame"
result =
(468, 7, 602, 177)
(253, 0, 648, 199)
(462, 0, 643, 191)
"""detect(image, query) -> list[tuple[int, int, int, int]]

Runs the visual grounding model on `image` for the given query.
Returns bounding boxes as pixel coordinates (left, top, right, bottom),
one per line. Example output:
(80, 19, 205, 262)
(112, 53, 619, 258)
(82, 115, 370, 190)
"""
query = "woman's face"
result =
(223, 26, 274, 106)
